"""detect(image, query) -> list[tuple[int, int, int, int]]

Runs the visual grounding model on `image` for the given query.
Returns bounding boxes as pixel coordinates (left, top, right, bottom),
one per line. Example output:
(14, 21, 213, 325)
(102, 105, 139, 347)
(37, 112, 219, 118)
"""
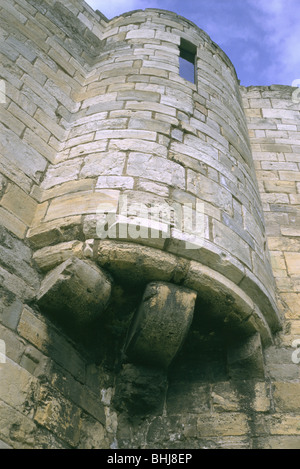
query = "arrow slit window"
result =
(179, 39, 197, 84)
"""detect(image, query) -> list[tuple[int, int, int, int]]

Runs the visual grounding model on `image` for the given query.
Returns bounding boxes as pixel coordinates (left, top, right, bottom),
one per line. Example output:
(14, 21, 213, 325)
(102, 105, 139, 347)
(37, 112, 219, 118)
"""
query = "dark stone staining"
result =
(125, 282, 197, 369)
(112, 282, 197, 417)
(227, 333, 265, 380)
(113, 363, 168, 416)
(36, 257, 112, 331)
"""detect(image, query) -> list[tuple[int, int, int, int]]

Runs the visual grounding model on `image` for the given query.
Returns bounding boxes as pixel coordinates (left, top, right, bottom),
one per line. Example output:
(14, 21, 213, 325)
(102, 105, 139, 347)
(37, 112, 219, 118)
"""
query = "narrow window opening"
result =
(179, 38, 197, 84)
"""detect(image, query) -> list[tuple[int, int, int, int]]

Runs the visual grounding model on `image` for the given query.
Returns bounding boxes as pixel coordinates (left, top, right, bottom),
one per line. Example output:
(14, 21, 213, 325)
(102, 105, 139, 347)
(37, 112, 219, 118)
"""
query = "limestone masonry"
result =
(0, 0, 299, 449)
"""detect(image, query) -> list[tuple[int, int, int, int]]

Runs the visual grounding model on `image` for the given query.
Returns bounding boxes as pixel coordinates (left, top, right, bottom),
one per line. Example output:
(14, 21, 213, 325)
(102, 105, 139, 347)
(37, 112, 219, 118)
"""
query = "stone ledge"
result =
(32, 239, 277, 344)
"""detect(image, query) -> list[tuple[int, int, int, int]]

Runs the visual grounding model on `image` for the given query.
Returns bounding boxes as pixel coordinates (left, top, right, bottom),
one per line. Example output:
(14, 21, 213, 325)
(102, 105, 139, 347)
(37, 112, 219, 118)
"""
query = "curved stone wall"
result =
(2, 1, 300, 451)
(30, 9, 280, 336)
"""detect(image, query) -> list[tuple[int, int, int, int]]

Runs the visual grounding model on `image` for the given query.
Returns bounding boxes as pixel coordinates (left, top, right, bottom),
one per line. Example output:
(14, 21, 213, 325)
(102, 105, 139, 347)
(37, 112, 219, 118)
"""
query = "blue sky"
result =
(85, 0, 300, 87)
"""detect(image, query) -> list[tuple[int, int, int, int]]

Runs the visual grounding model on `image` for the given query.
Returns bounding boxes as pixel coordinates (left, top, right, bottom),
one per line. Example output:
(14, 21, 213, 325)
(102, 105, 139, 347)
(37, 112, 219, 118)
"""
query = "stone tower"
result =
(0, 0, 299, 449)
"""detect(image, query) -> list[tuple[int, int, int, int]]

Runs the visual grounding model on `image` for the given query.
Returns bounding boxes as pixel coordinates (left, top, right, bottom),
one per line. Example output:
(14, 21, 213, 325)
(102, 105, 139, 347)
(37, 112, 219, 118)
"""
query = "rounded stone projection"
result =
(36, 257, 112, 327)
(29, 9, 280, 337)
(125, 282, 197, 369)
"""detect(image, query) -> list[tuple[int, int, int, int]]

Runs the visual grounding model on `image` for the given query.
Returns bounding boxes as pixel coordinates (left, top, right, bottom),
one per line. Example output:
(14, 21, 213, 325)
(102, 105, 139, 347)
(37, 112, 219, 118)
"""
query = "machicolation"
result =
(0, 0, 300, 450)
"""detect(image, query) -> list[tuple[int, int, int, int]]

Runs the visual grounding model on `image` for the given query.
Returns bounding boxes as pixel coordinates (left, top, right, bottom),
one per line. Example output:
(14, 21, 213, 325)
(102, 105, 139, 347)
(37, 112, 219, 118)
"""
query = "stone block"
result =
(80, 151, 126, 177)
(95, 129, 157, 141)
(113, 363, 168, 415)
(96, 214, 169, 249)
(285, 252, 300, 275)
(34, 386, 81, 447)
(17, 307, 85, 382)
(227, 333, 265, 380)
(127, 152, 185, 189)
(34, 108, 67, 141)
(44, 190, 119, 221)
(269, 415, 300, 436)
(96, 176, 134, 190)
(196, 412, 249, 437)
(68, 140, 108, 159)
(273, 382, 300, 412)
(211, 382, 240, 412)
(37, 258, 112, 326)
(278, 171, 300, 181)
(253, 382, 271, 412)
(38, 179, 95, 203)
(128, 117, 170, 135)
(0, 358, 38, 413)
(254, 436, 300, 450)
(1, 299, 23, 330)
(0, 124, 46, 182)
(96, 240, 181, 285)
(136, 179, 170, 197)
(0, 323, 25, 363)
(212, 220, 251, 268)
(167, 383, 210, 414)
(20, 345, 51, 379)
(40, 158, 82, 190)
(78, 415, 110, 449)
(32, 241, 84, 272)
(126, 29, 155, 40)
(261, 162, 298, 171)
(262, 108, 299, 119)
(0, 242, 40, 290)
(264, 180, 296, 193)
(187, 172, 233, 217)
(0, 207, 27, 239)
(109, 138, 167, 158)
(23, 128, 57, 164)
(0, 265, 35, 301)
(0, 106, 26, 137)
(26, 215, 83, 249)
(0, 400, 37, 449)
(125, 282, 197, 368)
(50, 368, 106, 424)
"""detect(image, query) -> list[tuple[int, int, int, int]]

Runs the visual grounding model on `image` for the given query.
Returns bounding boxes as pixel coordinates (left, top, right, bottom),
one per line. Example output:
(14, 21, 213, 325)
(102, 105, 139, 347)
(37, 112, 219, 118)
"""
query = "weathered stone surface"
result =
(44, 190, 120, 221)
(187, 170, 233, 216)
(0, 207, 27, 239)
(96, 240, 182, 284)
(127, 153, 185, 189)
(196, 413, 249, 437)
(1, 0, 300, 451)
(80, 151, 126, 177)
(20, 345, 51, 379)
(40, 159, 82, 190)
(17, 307, 86, 382)
(125, 282, 196, 369)
(0, 123, 47, 183)
(227, 333, 265, 380)
(27, 216, 83, 249)
(34, 386, 81, 447)
(37, 258, 111, 326)
(211, 382, 241, 412)
(167, 383, 210, 414)
(253, 382, 271, 413)
(0, 400, 37, 449)
(0, 358, 38, 413)
(273, 382, 300, 412)
(1, 300, 23, 331)
(78, 415, 110, 449)
(32, 241, 84, 272)
(254, 436, 300, 450)
(113, 364, 168, 415)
